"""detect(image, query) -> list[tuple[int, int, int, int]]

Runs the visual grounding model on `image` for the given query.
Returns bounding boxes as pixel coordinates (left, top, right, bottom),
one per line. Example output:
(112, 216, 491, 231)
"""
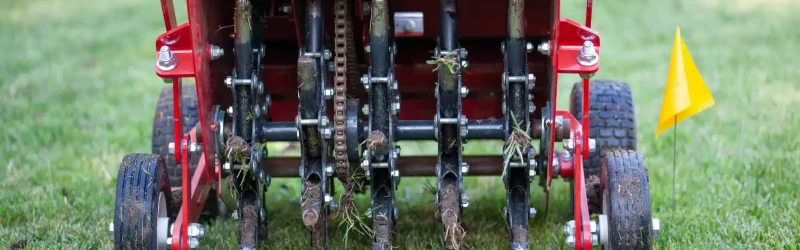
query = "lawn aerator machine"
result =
(111, 0, 660, 249)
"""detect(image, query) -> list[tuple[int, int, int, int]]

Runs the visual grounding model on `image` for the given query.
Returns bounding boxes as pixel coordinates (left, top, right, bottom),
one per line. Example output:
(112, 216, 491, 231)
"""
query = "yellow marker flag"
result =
(656, 27, 715, 138)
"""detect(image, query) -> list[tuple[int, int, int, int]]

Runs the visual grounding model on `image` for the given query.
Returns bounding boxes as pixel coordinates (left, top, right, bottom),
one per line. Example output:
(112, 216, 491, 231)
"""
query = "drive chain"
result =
(333, 0, 357, 189)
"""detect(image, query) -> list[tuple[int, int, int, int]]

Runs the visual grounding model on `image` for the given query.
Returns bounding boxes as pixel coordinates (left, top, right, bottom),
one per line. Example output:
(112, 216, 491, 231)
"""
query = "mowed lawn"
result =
(2, 0, 799, 249)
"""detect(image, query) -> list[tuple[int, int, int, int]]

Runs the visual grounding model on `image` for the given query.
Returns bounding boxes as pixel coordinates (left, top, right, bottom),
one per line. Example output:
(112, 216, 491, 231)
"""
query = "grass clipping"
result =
(503, 113, 532, 170)
(333, 131, 390, 247)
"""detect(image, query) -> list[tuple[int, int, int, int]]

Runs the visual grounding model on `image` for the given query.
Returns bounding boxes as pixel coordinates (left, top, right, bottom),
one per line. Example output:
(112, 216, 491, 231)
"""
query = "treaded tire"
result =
(570, 80, 637, 213)
(151, 85, 219, 220)
(601, 150, 652, 250)
(113, 153, 171, 250)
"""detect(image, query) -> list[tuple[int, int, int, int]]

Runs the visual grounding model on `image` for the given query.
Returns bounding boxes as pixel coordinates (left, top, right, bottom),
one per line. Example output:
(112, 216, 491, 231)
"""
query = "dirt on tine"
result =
(302, 184, 322, 226)
(440, 184, 465, 250)
(240, 203, 258, 246)
(374, 214, 392, 245)
(226, 136, 250, 159)
(511, 225, 529, 244)
(363, 131, 388, 151)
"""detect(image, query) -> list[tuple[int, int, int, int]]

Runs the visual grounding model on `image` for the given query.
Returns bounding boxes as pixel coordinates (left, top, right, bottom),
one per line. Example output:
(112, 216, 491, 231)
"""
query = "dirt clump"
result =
(439, 184, 465, 250)
(511, 225, 528, 244)
(239, 203, 258, 246)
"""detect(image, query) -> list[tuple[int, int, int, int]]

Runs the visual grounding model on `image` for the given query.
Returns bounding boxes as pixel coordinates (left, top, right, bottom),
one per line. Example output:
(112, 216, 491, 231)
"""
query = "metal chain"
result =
(333, 0, 354, 184)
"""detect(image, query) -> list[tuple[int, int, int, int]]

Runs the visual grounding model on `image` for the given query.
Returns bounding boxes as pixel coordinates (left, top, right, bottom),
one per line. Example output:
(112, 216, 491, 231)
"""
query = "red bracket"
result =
(170, 135, 212, 250)
(155, 23, 196, 79)
(555, 19, 600, 74)
(553, 111, 593, 250)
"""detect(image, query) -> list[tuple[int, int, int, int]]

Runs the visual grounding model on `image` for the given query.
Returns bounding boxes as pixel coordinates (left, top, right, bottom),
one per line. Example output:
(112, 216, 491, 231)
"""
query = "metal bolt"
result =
(391, 169, 400, 178)
(226, 106, 233, 115)
(460, 162, 469, 175)
(526, 42, 533, 53)
(566, 236, 576, 248)
(168, 142, 175, 152)
(529, 208, 537, 218)
(209, 45, 224, 60)
(223, 162, 231, 172)
(324, 88, 334, 100)
(460, 86, 469, 98)
(577, 41, 599, 66)
(564, 139, 575, 151)
(189, 142, 201, 153)
(652, 218, 661, 238)
(259, 207, 266, 221)
(323, 49, 332, 60)
(364, 45, 371, 53)
(528, 102, 535, 114)
(362, 104, 370, 115)
(592, 234, 600, 246)
(325, 164, 334, 177)
(459, 48, 468, 58)
(225, 76, 233, 88)
(528, 169, 536, 178)
(321, 128, 332, 139)
(527, 74, 536, 89)
(365, 169, 371, 180)
(501, 42, 505, 54)
(461, 193, 469, 208)
(588, 138, 596, 152)
(563, 220, 576, 236)
(188, 237, 199, 248)
(278, 3, 292, 14)
(538, 41, 551, 56)
(232, 210, 239, 220)
(157, 46, 178, 71)
(324, 194, 332, 204)
(187, 223, 205, 238)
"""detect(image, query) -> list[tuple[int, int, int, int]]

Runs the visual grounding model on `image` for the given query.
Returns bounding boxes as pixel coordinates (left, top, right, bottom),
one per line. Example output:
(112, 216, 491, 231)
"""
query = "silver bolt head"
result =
(324, 88, 334, 99)
(323, 50, 332, 60)
(188, 223, 205, 238)
(459, 47, 468, 58)
(564, 139, 575, 151)
(324, 194, 332, 203)
(168, 142, 175, 152)
(209, 45, 224, 60)
(461, 193, 469, 208)
(588, 138, 597, 152)
(226, 106, 234, 115)
(326, 165, 334, 176)
(528, 169, 536, 178)
(529, 208, 537, 218)
(566, 235, 576, 248)
(528, 102, 536, 114)
(109, 222, 114, 233)
(157, 46, 178, 71)
(526, 42, 534, 53)
(460, 163, 469, 174)
(592, 234, 600, 246)
(652, 218, 661, 238)
(224, 76, 233, 88)
(188, 237, 200, 249)
(460, 86, 469, 98)
(232, 210, 239, 220)
(362, 104, 370, 115)
(537, 41, 551, 56)
(563, 220, 576, 236)
(364, 45, 371, 53)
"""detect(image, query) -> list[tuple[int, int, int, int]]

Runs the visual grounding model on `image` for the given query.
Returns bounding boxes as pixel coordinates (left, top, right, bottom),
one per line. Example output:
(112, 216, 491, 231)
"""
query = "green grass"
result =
(2, 0, 800, 249)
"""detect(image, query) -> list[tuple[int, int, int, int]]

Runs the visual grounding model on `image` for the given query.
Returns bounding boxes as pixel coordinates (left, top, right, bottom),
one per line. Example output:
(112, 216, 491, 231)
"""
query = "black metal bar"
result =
(256, 119, 505, 142)
(261, 156, 504, 177)
(233, 0, 254, 140)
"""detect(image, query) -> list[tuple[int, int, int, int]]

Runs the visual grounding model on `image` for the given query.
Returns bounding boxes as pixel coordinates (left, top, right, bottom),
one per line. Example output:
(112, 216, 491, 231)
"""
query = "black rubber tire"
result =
(601, 150, 652, 250)
(569, 80, 637, 213)
(113, 153, 171, 250)
(151, 85, 219, 220)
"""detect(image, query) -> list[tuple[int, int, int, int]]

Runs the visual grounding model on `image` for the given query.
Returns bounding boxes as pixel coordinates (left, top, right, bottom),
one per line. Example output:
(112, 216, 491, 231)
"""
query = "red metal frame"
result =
(152, 0, 600, 249)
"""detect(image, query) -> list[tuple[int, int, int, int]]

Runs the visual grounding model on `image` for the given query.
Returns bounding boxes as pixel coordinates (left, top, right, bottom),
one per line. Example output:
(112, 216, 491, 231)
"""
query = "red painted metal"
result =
(150, 0, 603, 248)
(557, 152, 574, 178)
(555, 19, 599, 74)
(581, 78, 590, 159)
(180, 136, 190, 249)
(155, 24, 196, 79)
(555, 111, 592, 250)
(171, 135, 212, 249)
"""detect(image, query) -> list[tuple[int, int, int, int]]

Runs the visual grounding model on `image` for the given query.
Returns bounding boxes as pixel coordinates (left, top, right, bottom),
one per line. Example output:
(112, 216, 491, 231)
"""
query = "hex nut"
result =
(652, 218, 661, 238)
